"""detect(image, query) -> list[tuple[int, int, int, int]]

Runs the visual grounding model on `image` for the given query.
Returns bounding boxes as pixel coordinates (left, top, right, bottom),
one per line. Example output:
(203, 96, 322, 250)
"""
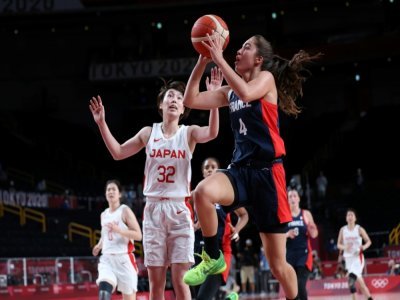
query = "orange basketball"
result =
(191, 14, 230, 58)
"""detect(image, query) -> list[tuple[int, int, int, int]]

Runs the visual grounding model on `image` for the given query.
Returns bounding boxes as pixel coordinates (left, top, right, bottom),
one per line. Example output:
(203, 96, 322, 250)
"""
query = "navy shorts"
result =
(219, 161, 291, 233)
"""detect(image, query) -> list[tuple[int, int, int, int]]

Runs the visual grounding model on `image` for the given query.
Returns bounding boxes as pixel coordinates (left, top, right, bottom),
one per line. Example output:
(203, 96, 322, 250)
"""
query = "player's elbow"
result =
(183, 98, 191, 107)
(236, 90, 252, 102)
(183, 94, 196, 108)
(111, 153, 124, 161)
(110, 148, 127, 161)
(209, 128, 219, 140)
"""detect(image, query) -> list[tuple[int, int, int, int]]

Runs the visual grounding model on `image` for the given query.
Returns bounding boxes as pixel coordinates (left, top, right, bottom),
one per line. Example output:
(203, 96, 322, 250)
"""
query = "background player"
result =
(194, 157, 248, 300)
(92, 179, 142, 300)
(337, 208, 373, 300)
(286, 188, 318, 300)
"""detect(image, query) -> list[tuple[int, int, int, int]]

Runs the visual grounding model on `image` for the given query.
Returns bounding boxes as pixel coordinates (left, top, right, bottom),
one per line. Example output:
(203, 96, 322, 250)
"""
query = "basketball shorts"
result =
(345, 254, 365, 277)
(220, 162, 291, 233)
(96, 253, 138, 294)
(143, 197, 194, 266)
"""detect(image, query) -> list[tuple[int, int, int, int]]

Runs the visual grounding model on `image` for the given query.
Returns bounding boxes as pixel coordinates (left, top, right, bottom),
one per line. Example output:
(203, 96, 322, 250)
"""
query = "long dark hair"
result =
(157, 78, 191, 120)
(252, 35, 321, 117)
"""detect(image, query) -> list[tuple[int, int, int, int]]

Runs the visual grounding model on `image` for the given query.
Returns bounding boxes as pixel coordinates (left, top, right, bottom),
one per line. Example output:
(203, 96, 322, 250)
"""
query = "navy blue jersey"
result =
(228, 90, 286, 164)
(286, 210, 313, 271)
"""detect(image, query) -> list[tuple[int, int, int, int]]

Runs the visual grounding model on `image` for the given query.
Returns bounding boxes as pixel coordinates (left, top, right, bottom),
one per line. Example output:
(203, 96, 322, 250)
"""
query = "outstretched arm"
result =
(183, 55, 229, 110)
(188, 66, 224, 147)
(89, 96, 150, 160)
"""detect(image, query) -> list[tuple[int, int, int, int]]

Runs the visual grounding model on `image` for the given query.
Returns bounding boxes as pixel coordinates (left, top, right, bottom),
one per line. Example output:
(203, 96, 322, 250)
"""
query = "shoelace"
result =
(192, 251, 213, 275)
(194, 251, 210, 261)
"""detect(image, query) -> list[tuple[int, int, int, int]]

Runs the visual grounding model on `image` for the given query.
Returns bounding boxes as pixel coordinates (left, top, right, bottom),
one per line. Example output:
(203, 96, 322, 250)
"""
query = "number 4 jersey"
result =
(228, 90, 286, 163)
(143, 123, 192, 198)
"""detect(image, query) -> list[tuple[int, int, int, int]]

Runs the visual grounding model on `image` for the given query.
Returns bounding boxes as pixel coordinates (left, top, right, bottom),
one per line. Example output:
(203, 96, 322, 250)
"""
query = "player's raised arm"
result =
(89, 95, 150, 160)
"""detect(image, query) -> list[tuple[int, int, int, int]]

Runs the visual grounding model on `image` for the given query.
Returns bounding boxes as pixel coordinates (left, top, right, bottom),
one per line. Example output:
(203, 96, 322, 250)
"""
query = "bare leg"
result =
(357, 276, 372, 298)
(260, 232, 298, 299)
(193, 173, 235, 237)
(170, 263, 192, 300)
(148, 266, 167, 300)
(122, 292, 136, 300)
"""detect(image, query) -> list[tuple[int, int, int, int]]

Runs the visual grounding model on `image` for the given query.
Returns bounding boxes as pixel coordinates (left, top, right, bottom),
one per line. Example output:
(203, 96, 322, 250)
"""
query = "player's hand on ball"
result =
(204, 31, 225, 65)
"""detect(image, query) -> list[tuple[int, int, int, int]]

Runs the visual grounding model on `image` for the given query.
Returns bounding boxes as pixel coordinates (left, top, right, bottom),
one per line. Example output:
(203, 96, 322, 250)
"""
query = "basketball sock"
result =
(204, 234, 219, 259)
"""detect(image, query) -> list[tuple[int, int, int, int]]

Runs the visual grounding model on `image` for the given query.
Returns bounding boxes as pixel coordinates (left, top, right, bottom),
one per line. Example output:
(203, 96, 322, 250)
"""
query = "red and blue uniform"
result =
(286, 209, 313, 271)
(220, 90, 291, 232)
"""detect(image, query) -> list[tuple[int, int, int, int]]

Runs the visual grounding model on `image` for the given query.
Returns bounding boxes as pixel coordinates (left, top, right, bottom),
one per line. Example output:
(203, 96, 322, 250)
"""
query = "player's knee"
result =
(193, 184, 214, 204)
(348, 273, 357, 293)
(269, 262, 285, 280)
(99, 281, 113, 300)
(348, 273, 357, 283)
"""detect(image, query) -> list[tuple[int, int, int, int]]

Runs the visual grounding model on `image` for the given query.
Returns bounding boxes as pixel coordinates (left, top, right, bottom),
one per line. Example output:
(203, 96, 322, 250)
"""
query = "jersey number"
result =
(239, 118, 248, 135)
(157, 165, 175, 183)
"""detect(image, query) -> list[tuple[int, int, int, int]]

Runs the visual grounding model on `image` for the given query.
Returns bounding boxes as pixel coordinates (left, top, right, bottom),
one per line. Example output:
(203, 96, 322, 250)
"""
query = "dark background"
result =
(0, 0, 399, 257)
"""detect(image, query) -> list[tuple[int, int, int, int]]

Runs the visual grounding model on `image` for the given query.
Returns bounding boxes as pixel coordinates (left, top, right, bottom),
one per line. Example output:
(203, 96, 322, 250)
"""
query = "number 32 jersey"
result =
(143, 123, 192, 198)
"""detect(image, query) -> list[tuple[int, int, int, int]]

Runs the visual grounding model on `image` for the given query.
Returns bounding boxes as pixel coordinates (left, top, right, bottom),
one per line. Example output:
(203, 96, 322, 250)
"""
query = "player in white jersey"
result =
(89, 72, 221, 300)
(92, 179, 142, 300)
(337, 208, 373, 300)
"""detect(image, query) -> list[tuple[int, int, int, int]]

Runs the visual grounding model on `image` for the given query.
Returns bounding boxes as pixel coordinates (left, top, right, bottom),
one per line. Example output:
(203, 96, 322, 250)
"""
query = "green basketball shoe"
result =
(183, 249, 226, 286)
(225, 291, 239, 300)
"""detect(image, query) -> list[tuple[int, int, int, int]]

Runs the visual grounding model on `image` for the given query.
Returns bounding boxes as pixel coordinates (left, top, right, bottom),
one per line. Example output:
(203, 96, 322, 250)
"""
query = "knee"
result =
(269, 262, 286, 280)
(193, 184, 214, 205)
(348, 273, 357, 293)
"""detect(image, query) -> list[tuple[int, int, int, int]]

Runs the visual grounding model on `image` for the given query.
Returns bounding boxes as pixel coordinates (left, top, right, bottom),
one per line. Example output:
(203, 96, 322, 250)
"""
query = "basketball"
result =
(191, 14, 230, 57)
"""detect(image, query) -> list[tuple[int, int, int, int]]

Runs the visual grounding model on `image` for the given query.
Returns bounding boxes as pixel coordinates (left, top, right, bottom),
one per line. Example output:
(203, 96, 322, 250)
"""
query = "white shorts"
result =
(345, 254, 365, 277)
(143, 197, 194, 266)
(96, 253, 138, 295)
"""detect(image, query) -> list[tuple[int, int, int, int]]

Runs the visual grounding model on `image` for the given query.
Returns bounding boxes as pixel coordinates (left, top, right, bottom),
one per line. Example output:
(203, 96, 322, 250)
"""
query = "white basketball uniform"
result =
(342, 224, 364, 276)
(142, 123, 194, 266)
(96, 204, 138, 294)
